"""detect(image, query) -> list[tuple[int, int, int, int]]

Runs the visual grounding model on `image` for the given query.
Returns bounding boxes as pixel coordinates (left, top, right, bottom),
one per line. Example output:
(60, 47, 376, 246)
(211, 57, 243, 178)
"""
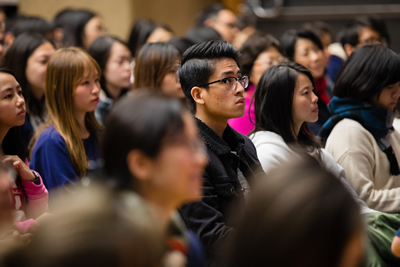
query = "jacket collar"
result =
(195, 117, 244, 156)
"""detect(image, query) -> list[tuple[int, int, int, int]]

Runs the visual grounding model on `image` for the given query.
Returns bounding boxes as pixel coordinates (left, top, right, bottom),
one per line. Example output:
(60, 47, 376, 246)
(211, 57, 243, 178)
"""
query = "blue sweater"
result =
(30, 126, 100, 192)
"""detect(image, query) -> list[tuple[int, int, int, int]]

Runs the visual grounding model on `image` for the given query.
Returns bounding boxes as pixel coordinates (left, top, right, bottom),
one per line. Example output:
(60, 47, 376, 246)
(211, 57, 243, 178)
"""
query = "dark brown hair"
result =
(251, 62, 321, 152)
(239, 31, 282, 76)
(221, 155, 363, 267)
(1, 32, 54, 118)
(133, 42, 180, 91)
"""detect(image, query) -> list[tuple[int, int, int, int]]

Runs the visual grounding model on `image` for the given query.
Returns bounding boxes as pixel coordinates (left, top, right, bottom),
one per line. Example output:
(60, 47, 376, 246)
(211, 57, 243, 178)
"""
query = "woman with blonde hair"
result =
(30, 47, 102, 192)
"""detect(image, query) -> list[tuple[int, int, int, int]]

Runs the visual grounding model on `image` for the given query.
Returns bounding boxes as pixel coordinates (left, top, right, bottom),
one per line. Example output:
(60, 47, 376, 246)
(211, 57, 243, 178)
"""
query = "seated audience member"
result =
(168, 37, 195, 55)
(128, 18, 173, 58)
(0, 69, 48, 232)
(320, 45, 400, 213)
(340, 15, 390, 57)
(231, 15, 256, 49)
(4, 15, 53, 46)
(60, 9, 105, 50)
(186, 26, 222, 45)
(2, 185, 165, 267)
(30, 48, 102, 192)
(228, 31, 285, 135)
(88, 35, 132, 124)
(101, 92, 207, 267)
(250, 61, 400, 265)
(221, 156, 365, 267)
(134, 42, 183, 99)
(52, 8, 74, 49)
(327, 16, 390, 82)
(302, 21, 340, 82)
(196, 4, 239, 44)
(281, 28, 332, 135)
(1, 32, 55, 148)
(177, 40, 263, 265)
(303, 21, 332, 59)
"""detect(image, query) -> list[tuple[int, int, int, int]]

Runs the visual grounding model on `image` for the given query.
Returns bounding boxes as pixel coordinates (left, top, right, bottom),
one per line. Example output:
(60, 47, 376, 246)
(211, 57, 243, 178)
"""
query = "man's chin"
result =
(231, 111, 245, 119)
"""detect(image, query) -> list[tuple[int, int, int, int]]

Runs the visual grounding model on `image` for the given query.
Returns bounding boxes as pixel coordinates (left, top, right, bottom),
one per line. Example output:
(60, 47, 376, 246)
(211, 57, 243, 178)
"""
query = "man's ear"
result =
(126, 150, 154, 182)
(344, 44, 355, 57)
(191, 86, 205, 105)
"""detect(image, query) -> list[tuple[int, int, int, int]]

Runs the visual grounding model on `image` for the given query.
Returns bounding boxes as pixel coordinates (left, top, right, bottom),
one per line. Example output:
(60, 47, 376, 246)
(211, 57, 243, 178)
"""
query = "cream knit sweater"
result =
(326, 119, 400, 213)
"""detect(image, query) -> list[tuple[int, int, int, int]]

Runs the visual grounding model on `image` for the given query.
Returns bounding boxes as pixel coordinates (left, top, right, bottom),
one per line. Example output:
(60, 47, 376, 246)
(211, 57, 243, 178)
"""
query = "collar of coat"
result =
(195, 117, 244, 156)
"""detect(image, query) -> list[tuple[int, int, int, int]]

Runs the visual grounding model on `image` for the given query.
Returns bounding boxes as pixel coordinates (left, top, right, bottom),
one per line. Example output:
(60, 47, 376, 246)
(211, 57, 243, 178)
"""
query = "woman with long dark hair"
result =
(0, 68, 48, 233)
(88, 35, 132, 124)
(128, 18, 173, 58)
(1, 32, 55, 148)
(250, 61, 400, 266)
(281, 28, 332, 135)
(60, 9, 105, 50)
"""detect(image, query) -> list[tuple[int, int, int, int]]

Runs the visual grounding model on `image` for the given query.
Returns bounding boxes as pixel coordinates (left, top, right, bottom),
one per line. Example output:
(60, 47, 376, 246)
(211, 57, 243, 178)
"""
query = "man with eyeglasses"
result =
(177, 40, 262, 266)
(196, 4, 239, 44)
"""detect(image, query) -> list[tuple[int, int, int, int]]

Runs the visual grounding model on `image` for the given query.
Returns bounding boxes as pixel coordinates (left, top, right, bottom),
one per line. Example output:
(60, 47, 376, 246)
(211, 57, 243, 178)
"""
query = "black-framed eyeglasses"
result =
(198, 75, 249, 91)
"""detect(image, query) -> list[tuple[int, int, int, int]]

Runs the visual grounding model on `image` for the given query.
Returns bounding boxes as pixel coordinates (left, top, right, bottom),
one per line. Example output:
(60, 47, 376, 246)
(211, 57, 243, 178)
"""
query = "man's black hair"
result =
(339, 15, 390, 48)
(177, 40, 240, 114)
(280, 28, 323, 62)
(196, 4, 226, 27)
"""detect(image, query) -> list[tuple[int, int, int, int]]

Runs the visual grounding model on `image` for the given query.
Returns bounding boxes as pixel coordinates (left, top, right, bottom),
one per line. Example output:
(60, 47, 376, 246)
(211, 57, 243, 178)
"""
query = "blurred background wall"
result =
(2, 0, 400, 51)
(17, 0, 222, 39)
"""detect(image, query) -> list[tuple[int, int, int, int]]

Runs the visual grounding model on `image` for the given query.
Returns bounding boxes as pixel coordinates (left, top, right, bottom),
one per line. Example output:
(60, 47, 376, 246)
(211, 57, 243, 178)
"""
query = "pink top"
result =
(228, 84, 256, 135)
(12, 160, 48, 233)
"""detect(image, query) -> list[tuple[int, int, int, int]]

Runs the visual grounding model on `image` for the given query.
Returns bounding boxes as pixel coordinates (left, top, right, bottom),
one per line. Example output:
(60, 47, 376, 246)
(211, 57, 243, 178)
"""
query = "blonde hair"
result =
(31, 47, 102, 178)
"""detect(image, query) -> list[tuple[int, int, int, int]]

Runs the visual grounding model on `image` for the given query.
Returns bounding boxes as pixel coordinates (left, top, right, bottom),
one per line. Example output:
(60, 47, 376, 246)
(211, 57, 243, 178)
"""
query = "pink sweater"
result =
(12, 160, 48, 233)
(228, 84, 256, 135)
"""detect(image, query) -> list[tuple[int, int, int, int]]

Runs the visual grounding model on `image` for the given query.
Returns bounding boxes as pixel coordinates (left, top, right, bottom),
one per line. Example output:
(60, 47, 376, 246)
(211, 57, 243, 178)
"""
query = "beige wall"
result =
(131, 0, 216, 36)
(19, 0, 133, 40)
(18, 0, 223, 41)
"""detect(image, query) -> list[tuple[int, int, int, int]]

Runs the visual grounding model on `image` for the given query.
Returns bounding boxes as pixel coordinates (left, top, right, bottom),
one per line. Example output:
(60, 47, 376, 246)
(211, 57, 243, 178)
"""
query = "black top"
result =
(179, 118, 262, 266)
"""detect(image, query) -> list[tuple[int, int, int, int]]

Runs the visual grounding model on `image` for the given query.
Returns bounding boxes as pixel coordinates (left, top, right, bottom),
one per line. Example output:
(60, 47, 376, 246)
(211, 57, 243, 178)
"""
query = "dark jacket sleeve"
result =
(179, 168, 235, 258)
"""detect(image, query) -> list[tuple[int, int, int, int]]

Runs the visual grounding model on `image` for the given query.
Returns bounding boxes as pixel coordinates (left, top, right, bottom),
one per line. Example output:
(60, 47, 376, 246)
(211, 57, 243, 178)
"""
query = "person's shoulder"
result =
(249, 131, 285, 147)
(42, 126, 63, 139)
(36, 126, 66, 148)
(334, 118, 366, 131)
(236, 131, 259, 157)
(331, 119, 373, 140)
(327, 118, 375, 151)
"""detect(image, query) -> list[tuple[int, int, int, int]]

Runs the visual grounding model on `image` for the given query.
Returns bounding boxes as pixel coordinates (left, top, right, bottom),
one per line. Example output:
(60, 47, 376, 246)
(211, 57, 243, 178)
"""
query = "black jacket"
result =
(179, 118, 262, 265)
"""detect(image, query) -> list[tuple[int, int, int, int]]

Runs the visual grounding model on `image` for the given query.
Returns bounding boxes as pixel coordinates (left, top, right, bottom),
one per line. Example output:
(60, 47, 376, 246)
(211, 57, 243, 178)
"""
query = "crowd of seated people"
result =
(1, 3, 400, 266)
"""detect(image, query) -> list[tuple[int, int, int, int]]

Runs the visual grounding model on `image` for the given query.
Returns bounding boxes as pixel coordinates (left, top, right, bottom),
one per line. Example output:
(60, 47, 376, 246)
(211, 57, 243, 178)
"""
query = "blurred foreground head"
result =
(102, 91, 207, 208)
(2, 185, 164, 267)
(221, 155, 365, 267)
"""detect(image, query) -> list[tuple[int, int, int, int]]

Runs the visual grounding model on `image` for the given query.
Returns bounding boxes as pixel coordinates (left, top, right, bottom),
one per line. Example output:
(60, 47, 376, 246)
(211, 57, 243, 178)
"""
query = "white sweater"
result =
(325, 119, 400, 213)
(250, 131, 376, 214)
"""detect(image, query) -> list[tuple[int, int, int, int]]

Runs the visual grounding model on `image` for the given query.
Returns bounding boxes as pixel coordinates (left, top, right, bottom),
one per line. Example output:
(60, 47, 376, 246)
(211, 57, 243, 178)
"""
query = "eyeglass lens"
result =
(225, 76, 249, 91)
